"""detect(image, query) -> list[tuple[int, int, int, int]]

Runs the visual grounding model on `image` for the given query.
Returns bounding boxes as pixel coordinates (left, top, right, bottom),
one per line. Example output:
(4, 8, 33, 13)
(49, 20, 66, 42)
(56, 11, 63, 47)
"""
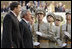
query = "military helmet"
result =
(66, 10, 71, 15)
(55, 15, 63, 22)
(35, 8, 46, 16)
(31, 13, 35, 18)
(46, 12, 55, 21)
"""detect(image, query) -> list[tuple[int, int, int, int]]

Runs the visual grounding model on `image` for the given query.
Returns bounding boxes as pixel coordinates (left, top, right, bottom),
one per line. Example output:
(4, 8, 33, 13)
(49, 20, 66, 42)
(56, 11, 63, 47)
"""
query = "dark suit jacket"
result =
(19, 19, 33, 48)
(1, 12, 24, 48)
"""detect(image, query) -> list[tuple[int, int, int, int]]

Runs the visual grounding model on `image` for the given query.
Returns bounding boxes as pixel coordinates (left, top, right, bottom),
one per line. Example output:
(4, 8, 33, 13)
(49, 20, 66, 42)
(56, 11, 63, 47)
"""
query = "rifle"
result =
(65, 19, 68, 47)
(36, 16, 40, 48)
(60, 25, 62, 41)
(38, 20, 40, 42)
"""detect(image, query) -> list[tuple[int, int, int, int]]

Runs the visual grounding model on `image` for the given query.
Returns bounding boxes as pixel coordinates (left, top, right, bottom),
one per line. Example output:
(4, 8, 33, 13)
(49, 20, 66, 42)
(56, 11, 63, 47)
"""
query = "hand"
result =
(64, 31, 71, 39)
(36, 31, 42, 36)
(57, 39, 63, 47)
(33, 42, 40, 46)
(61, 43, 67, 47)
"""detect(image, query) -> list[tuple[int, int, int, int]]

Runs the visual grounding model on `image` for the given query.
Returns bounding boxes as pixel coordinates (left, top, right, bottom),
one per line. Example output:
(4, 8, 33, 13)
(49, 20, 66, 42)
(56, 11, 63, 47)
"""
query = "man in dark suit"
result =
(19, 10, 33, 48)
(1, 2, 24, 48)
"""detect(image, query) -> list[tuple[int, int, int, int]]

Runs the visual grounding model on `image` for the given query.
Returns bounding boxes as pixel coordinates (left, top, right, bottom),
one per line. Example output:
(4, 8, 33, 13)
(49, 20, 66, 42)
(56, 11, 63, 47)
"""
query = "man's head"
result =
(21, 10, 32, 22)
(51, 1, 55, 5)
(35, 9, 45, 22)
(22, 1, 25, 6)
(66, 11, 71, 20)
(55, 15, 63, 26)
(46, 13, 55, 23)
(30, 13, 35, 25)
(59, 2, 62, 7)
(3, 5, 6, 9)
(10, 2, 21, 16)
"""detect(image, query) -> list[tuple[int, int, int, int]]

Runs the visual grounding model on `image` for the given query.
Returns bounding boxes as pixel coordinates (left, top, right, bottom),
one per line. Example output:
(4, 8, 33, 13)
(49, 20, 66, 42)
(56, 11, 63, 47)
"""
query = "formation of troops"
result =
(1, 2, 71, 48)
(32, 9, 71, 48)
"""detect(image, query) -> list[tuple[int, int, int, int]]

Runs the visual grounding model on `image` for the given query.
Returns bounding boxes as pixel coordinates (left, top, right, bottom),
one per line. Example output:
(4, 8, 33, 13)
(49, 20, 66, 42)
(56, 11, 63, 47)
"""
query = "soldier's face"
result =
(47, 16, 54, 22)
(31, 17, 35, 25)
(37, 13, 44, 22)
(66, 14, 71, 20)
(55, 19, 61, 26)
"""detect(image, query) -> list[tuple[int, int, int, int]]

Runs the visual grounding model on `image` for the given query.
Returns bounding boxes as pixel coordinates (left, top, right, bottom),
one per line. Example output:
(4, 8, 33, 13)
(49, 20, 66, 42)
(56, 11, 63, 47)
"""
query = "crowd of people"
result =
(1, 1, 67, 13)
(1, 1, 71, 48)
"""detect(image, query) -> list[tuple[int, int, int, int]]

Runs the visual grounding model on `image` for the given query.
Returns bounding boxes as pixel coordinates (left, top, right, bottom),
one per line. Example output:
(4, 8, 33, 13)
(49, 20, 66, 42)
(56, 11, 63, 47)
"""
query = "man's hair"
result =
(21, 10, 27, 18)
(10, 2, 20, 11)
(21, 9, 31, 18)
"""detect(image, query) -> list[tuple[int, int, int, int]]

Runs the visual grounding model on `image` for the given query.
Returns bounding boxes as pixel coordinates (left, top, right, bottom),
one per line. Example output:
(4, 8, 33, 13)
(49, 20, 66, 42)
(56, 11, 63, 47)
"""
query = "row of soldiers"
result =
(30, 9, 71, 48)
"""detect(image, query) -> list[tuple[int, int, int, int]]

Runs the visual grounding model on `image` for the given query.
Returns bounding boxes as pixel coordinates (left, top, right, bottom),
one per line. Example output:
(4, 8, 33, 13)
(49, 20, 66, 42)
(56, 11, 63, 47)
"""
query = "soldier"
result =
(62, 11, 71, 48)
(54, 15, 65, 48)
(46, 12, 56, 48)
(29, 13, 38, 48)
(46, 12, 55, 25)
(30, 13, 35, 25)
(34, 9, 51, 48)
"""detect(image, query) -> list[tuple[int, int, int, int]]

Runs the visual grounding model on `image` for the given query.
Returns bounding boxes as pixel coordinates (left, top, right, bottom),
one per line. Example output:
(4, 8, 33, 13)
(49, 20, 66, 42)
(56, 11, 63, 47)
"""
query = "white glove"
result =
(61, 43, 67, 47)
(36, 31, 42, 36)
(54, 37, 58, 40)
(57, 39, 67, 47)
(64, 31, 71, 39)
(33, 42, 40, 46)
(57, 39, 63, 47)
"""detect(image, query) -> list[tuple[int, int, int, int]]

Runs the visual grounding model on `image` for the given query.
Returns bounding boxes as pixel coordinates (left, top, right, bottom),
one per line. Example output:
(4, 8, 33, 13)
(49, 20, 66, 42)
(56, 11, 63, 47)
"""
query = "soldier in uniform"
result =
(54, 15, 64, 48)
(62, 11, 71, 48)
(46, 12, 56, 48)
(34, 9, 51, 48)
(29, 13, 38, 48)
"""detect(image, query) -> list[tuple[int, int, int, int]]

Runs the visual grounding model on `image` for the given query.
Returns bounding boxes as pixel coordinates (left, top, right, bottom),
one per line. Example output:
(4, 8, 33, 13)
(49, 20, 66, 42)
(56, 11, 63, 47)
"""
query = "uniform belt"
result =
(67, 41, 71, 44)
(39, 37, 49, 43)
(39, 37, 49, 40)
(39, 40, 49, 42)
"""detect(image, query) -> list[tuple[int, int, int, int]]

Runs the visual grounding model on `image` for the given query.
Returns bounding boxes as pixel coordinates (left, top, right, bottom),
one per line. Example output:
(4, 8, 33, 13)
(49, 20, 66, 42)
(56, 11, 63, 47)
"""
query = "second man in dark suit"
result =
(19, 10, 33, 48)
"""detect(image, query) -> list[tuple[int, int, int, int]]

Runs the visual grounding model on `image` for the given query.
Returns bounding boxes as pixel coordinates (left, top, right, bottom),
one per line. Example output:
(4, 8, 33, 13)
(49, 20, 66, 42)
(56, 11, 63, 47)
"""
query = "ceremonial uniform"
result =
(34, 22, 50, 48)
(62, 11, 71, 48)
(54, 15, 64, 48)
(34, 9, 51, 48)
(46, 13, 56, 48)
(62, 24, 71, 48)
